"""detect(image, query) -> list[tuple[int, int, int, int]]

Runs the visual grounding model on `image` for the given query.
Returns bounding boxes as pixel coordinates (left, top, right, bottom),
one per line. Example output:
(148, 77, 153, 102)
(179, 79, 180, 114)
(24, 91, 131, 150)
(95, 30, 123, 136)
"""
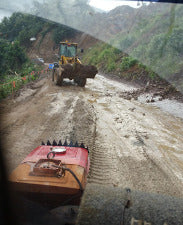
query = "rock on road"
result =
(0, 73, 183, 198)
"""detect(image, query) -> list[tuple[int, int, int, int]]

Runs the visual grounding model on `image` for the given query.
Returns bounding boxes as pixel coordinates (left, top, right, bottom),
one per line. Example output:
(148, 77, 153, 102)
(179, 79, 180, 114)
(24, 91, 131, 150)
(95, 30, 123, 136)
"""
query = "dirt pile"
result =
(60, 63, 98, 79)
(118, 82, 183, 103)
(28, 32, 57, 62)
(103, 73, 183, 103)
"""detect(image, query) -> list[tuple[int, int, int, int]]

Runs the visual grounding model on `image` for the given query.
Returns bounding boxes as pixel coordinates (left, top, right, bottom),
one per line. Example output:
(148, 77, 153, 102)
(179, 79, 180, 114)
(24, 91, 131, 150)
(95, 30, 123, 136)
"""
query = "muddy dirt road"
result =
(0, 73, 183, 198)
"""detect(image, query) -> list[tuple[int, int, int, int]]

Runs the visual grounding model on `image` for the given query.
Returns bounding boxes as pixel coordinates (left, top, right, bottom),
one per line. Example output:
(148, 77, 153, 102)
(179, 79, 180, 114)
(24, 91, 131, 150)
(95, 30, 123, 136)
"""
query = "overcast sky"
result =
(0, 10, 11, 21)
(89, 0, 143, 11)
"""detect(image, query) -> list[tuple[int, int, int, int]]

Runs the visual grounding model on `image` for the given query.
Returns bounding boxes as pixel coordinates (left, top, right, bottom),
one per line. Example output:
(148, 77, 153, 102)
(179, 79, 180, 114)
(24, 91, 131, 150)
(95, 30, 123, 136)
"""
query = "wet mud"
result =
(0, 73, 183, 198)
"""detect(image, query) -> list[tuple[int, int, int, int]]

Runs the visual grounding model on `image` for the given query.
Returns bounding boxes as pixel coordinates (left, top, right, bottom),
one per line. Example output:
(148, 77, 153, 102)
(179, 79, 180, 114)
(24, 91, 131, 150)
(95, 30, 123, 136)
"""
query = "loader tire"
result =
(52, 69, 59, 85)
(52, 68, 63, 86)
(57, 69, 63, 86)
(77, 78, 86, 87)
(52, 69, 55, 82)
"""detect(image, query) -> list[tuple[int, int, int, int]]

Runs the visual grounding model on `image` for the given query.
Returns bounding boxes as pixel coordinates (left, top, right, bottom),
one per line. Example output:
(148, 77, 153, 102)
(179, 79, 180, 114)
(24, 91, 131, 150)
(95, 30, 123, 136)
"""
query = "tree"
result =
(0, 40, 27, 76)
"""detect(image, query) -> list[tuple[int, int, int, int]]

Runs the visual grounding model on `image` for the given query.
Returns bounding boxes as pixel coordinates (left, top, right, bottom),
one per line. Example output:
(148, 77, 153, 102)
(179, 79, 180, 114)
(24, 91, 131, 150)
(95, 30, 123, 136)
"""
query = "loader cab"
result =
(59, 42, 77, 58)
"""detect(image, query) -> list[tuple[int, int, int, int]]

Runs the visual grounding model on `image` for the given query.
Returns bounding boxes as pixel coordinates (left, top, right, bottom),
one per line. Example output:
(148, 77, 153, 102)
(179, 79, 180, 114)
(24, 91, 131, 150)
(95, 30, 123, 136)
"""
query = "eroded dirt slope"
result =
(0, 73, 183, 198)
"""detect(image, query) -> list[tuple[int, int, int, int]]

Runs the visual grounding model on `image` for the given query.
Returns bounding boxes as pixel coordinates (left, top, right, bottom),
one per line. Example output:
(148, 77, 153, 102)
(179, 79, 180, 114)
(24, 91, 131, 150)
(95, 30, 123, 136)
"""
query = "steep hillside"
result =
(29, 2, 182, 92)
(0, 12, 101, 99)
(1, 4, 183, 94)
(0, 13, 81, 61)
(28, 32, 99, 62)
(82, 3, 183, 93)
(0, 12, 99, 63)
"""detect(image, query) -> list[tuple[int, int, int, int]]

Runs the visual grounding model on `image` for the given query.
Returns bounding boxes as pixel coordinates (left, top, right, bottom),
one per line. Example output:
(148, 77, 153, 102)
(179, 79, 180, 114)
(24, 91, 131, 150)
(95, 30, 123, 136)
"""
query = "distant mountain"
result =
(84, 3, 183, 91)
(108, 5, 134, 15)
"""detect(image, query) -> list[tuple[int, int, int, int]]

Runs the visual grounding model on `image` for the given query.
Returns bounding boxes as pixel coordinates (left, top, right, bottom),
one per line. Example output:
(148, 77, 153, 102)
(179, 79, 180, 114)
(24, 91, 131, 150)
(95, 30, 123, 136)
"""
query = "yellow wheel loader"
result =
(52, 41, 98, 87)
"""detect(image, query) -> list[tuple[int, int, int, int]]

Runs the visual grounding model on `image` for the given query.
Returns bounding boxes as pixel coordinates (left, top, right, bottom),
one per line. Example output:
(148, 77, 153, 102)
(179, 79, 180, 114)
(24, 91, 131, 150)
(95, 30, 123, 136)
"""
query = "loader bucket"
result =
(60, 63, 98, 80)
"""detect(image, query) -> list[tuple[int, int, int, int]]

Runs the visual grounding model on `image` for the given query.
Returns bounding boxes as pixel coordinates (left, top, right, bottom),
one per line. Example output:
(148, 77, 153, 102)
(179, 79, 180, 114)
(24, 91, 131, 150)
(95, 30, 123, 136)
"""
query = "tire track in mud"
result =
(1, 74, 183, 198)
(33, 91, 97, 151)
(68, 98, 96, 150)
(87, 106, 120, 186)
(36, 94, 80, 144)
(0, 78, 98, 173)
(85, 88, 183, 197)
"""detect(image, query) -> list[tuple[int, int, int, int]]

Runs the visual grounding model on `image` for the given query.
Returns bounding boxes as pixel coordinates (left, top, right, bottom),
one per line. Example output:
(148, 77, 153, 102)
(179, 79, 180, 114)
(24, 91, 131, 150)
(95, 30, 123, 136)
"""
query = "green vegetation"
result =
(0, 13, 45, 47)
(113, 5, 183, 82)
(0, 39, 43, 99)
(0, 12, 78, 77)
(0, 38, 42, 80)
(0, 73, 31, 99)
(0, 39, 27, 76)
(0, 12, 78, 47)
(83, 5, 183, 89)
(0, 12, 78, 99)
(0, 70, 45, 99)
(120, 57, 137, 72)
(1, 4, 182, 95)
(83, 42, 160, 83)
(84, 43, 120, 73)
(52, 25, 78, 44)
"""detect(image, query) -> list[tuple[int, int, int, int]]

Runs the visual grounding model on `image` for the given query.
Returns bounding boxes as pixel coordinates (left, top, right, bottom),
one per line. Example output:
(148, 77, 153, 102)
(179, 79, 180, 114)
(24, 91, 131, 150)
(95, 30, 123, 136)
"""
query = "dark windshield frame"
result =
(60, 44, 77, 57)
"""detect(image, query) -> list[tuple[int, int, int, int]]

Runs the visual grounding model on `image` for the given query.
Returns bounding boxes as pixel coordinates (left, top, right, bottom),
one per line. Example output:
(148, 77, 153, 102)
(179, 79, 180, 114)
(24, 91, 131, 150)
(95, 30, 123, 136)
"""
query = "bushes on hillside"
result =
(167, 28, 183, 54)
(0, 13, 45, 47)
(52, 25, 78, 44)
(0, 40, 27, 77)
(120, 57, 137, 71)
(0, 12, 79, 48)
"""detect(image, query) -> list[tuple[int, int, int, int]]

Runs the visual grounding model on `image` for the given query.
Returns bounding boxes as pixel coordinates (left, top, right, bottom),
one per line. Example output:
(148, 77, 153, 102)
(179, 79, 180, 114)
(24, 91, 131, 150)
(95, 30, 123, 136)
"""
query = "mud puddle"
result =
(1, 73, 183, 198)
(138, 94, 183, 119)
